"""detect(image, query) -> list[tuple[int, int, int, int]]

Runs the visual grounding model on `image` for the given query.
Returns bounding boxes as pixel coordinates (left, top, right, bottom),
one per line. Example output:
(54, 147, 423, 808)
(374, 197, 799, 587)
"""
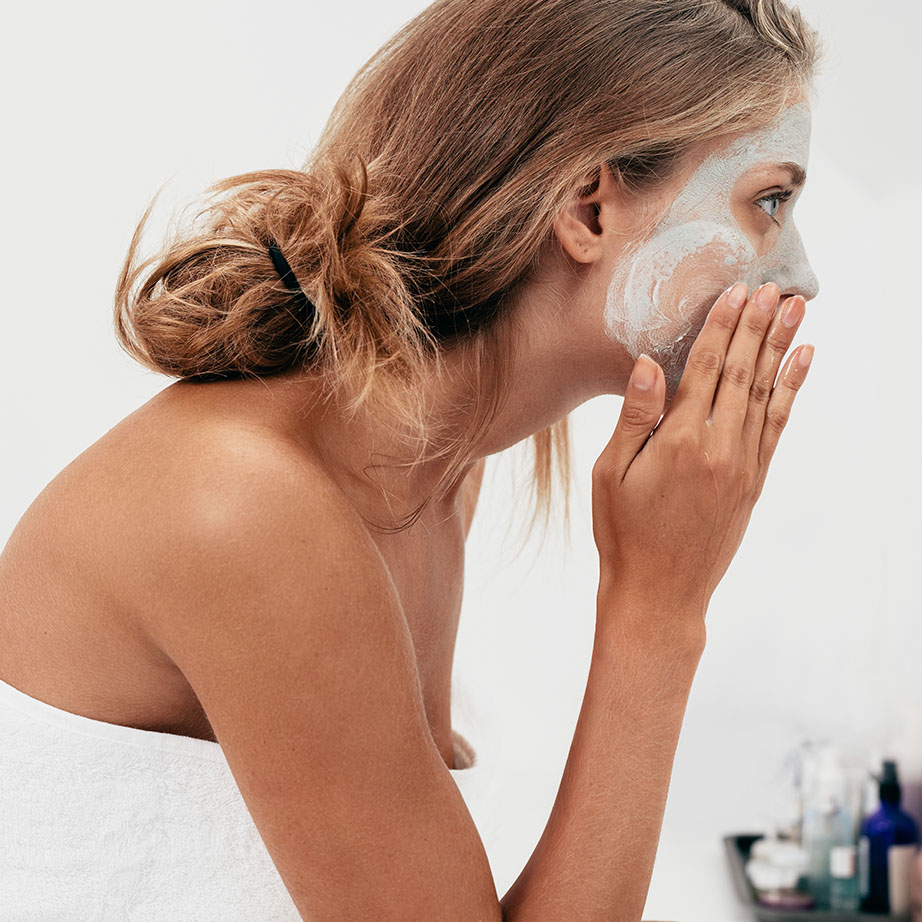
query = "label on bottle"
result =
(859, 836, 871, 898)
(831, 844, 858, 879)
(889, 844, 919, 915)
(910, 849, 922, 919)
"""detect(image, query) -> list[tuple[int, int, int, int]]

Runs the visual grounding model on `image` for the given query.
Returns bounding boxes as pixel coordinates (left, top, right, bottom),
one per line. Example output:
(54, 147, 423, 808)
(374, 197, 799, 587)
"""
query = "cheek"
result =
(604, 220, 760, 394)
(656, 229, 752, 329)
(605, 220, 756, 352)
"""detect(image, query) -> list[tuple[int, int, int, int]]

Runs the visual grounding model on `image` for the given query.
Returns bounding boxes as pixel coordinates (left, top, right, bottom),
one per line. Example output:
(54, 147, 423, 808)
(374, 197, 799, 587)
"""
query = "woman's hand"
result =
(591, 281, 814, 629)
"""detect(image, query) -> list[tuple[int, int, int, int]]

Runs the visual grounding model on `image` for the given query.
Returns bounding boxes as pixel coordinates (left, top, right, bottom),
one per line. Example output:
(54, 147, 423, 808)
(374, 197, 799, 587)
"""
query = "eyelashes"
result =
(755, 189, 795, 226)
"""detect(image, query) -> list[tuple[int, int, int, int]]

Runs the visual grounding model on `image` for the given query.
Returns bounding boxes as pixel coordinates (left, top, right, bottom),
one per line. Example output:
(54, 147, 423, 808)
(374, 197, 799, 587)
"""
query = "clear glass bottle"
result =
(802, 743, 852, 909)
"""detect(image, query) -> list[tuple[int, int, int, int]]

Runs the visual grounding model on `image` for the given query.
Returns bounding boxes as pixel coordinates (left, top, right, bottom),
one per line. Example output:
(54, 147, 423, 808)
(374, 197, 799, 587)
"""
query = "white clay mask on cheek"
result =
(603, 102, 818, 393)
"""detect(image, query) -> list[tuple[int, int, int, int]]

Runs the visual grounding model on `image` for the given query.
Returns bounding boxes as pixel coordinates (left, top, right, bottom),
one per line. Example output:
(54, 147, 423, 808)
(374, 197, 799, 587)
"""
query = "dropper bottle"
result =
(859, 760, 920, 913)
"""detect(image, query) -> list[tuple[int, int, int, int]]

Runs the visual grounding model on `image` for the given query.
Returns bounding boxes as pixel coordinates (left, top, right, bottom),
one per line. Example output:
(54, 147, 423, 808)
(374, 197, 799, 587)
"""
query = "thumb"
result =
(606, 354, 665, 481)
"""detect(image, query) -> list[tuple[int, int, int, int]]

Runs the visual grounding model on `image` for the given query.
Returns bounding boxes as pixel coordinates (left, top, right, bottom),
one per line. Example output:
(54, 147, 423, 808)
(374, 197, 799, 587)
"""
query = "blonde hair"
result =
(114, 0, 819, 535)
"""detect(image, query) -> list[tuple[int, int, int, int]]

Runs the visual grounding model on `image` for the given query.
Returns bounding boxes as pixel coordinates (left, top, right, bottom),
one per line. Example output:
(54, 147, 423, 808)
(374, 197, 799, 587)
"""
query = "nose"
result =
(765, 223, 820, 302)
(785, 223, 819, 301)
(788, 261, 819, 301)
(785, 268, 819, 302)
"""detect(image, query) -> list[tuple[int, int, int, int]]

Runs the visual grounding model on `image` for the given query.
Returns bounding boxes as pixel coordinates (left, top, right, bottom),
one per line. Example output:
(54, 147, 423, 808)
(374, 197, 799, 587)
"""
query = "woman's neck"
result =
(168, 267, 631, 525)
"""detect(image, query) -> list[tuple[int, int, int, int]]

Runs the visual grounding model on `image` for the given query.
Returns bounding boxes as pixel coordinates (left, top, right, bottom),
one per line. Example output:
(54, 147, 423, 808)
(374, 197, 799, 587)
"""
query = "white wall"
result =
(1, 2, 918, 919)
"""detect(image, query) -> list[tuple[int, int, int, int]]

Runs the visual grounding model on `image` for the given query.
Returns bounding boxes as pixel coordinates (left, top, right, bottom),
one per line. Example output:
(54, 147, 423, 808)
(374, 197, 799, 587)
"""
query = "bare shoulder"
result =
(132, 424, 393, 646)
(126, 425, 499, 919)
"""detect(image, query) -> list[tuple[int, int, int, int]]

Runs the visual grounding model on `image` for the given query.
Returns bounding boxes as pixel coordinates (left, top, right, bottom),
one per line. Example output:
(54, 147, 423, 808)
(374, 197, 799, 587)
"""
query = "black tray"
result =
(723, 834, 911, 922)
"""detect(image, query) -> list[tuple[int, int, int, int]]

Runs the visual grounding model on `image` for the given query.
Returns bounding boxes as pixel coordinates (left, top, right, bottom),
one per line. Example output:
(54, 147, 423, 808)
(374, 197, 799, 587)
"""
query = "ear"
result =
(553, 163, 625, 265)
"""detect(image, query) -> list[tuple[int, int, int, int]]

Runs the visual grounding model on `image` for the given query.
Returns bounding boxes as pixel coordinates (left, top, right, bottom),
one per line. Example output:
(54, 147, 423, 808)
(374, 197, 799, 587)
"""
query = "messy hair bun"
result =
(115, 158, 442, 409)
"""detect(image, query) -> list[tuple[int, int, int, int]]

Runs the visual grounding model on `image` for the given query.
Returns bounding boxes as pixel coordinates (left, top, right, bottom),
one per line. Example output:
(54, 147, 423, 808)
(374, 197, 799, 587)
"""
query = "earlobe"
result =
(553, 164, 622, 265)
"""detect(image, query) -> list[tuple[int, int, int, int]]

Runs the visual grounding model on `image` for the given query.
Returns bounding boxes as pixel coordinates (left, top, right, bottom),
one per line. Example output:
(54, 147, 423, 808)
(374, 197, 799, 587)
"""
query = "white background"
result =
(1, 2, 919, 919)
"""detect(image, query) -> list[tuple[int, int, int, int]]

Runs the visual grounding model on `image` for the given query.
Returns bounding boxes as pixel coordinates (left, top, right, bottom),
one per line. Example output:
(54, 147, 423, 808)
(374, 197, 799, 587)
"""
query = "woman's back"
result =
(0, 382, 228, 744)
(0, 377, 479, 767)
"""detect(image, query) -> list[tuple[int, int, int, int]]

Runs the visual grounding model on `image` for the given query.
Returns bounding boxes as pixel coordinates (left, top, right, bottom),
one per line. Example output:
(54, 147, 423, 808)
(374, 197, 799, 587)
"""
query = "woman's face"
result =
(603, 101, 818, 393)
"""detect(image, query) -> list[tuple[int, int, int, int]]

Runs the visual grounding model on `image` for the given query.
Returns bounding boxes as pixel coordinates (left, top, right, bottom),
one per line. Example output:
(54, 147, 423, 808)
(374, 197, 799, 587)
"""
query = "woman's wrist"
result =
(595, 571, 708, 657)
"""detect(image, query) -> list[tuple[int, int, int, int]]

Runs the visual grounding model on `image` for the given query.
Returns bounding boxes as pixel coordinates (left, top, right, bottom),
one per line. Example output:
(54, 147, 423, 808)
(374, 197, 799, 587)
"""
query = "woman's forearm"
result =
(499, 595, 705, 922)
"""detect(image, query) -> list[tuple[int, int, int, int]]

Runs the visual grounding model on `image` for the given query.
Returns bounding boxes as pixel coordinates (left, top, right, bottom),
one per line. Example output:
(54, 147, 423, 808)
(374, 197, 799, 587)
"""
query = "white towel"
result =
(0, 674, 500, 921)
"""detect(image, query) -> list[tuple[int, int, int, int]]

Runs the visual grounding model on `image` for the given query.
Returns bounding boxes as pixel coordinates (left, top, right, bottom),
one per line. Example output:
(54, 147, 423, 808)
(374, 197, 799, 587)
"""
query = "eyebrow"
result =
(777, 162, 807, 188)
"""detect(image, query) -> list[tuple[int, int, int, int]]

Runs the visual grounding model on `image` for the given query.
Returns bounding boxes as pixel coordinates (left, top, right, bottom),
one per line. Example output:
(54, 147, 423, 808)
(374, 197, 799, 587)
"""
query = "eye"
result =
(755, 189, 794, 226)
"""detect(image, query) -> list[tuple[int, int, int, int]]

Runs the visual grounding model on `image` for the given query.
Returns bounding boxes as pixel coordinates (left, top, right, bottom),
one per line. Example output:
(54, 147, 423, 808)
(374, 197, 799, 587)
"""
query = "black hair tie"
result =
(267, 242, 314, 327)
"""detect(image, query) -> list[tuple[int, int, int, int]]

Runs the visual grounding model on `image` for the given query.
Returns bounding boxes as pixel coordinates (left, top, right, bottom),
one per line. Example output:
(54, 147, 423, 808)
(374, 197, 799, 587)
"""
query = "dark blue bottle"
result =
(858, 760, 919, 913)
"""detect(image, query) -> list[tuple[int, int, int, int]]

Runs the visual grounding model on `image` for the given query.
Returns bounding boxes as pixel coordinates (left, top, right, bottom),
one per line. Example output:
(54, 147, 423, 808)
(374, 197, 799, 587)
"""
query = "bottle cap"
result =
(830, 844, 857, 878)
(880, 760, 901, 805)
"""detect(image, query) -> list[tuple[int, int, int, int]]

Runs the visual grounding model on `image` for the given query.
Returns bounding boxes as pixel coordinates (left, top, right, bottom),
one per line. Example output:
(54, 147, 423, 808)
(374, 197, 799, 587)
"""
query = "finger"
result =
(742, 294, 806, 453)
(710, 282, 782, 428)
(606, 354, 665, 482)
(671, 282, 748, 419)
(756, 343, 815, 473)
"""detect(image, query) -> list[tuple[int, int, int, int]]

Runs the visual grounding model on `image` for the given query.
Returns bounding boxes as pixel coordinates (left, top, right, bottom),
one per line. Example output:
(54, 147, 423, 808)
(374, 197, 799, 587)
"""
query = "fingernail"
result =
(798, 344, 815, 369)
(781, 296, 805, 328)
(757, 283, 779, 311)
(727, 282, 747, 310)
(633, 355, 655, 390)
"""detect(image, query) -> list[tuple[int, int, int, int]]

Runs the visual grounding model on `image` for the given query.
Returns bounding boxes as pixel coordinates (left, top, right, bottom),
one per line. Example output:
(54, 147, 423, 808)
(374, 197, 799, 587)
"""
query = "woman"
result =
(0, 0, 820, 919)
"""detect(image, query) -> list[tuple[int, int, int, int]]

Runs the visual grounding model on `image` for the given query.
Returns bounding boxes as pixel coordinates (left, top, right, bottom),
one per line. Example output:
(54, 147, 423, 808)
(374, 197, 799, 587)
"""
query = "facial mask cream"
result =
(604, 102, 818, 392)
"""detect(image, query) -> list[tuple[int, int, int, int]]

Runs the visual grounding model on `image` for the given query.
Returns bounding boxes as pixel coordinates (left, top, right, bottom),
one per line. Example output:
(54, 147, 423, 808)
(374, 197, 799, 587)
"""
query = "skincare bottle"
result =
(802, 744, 852, 909)
(830, 845, 861, 912)
(859, 760, 920, 913)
